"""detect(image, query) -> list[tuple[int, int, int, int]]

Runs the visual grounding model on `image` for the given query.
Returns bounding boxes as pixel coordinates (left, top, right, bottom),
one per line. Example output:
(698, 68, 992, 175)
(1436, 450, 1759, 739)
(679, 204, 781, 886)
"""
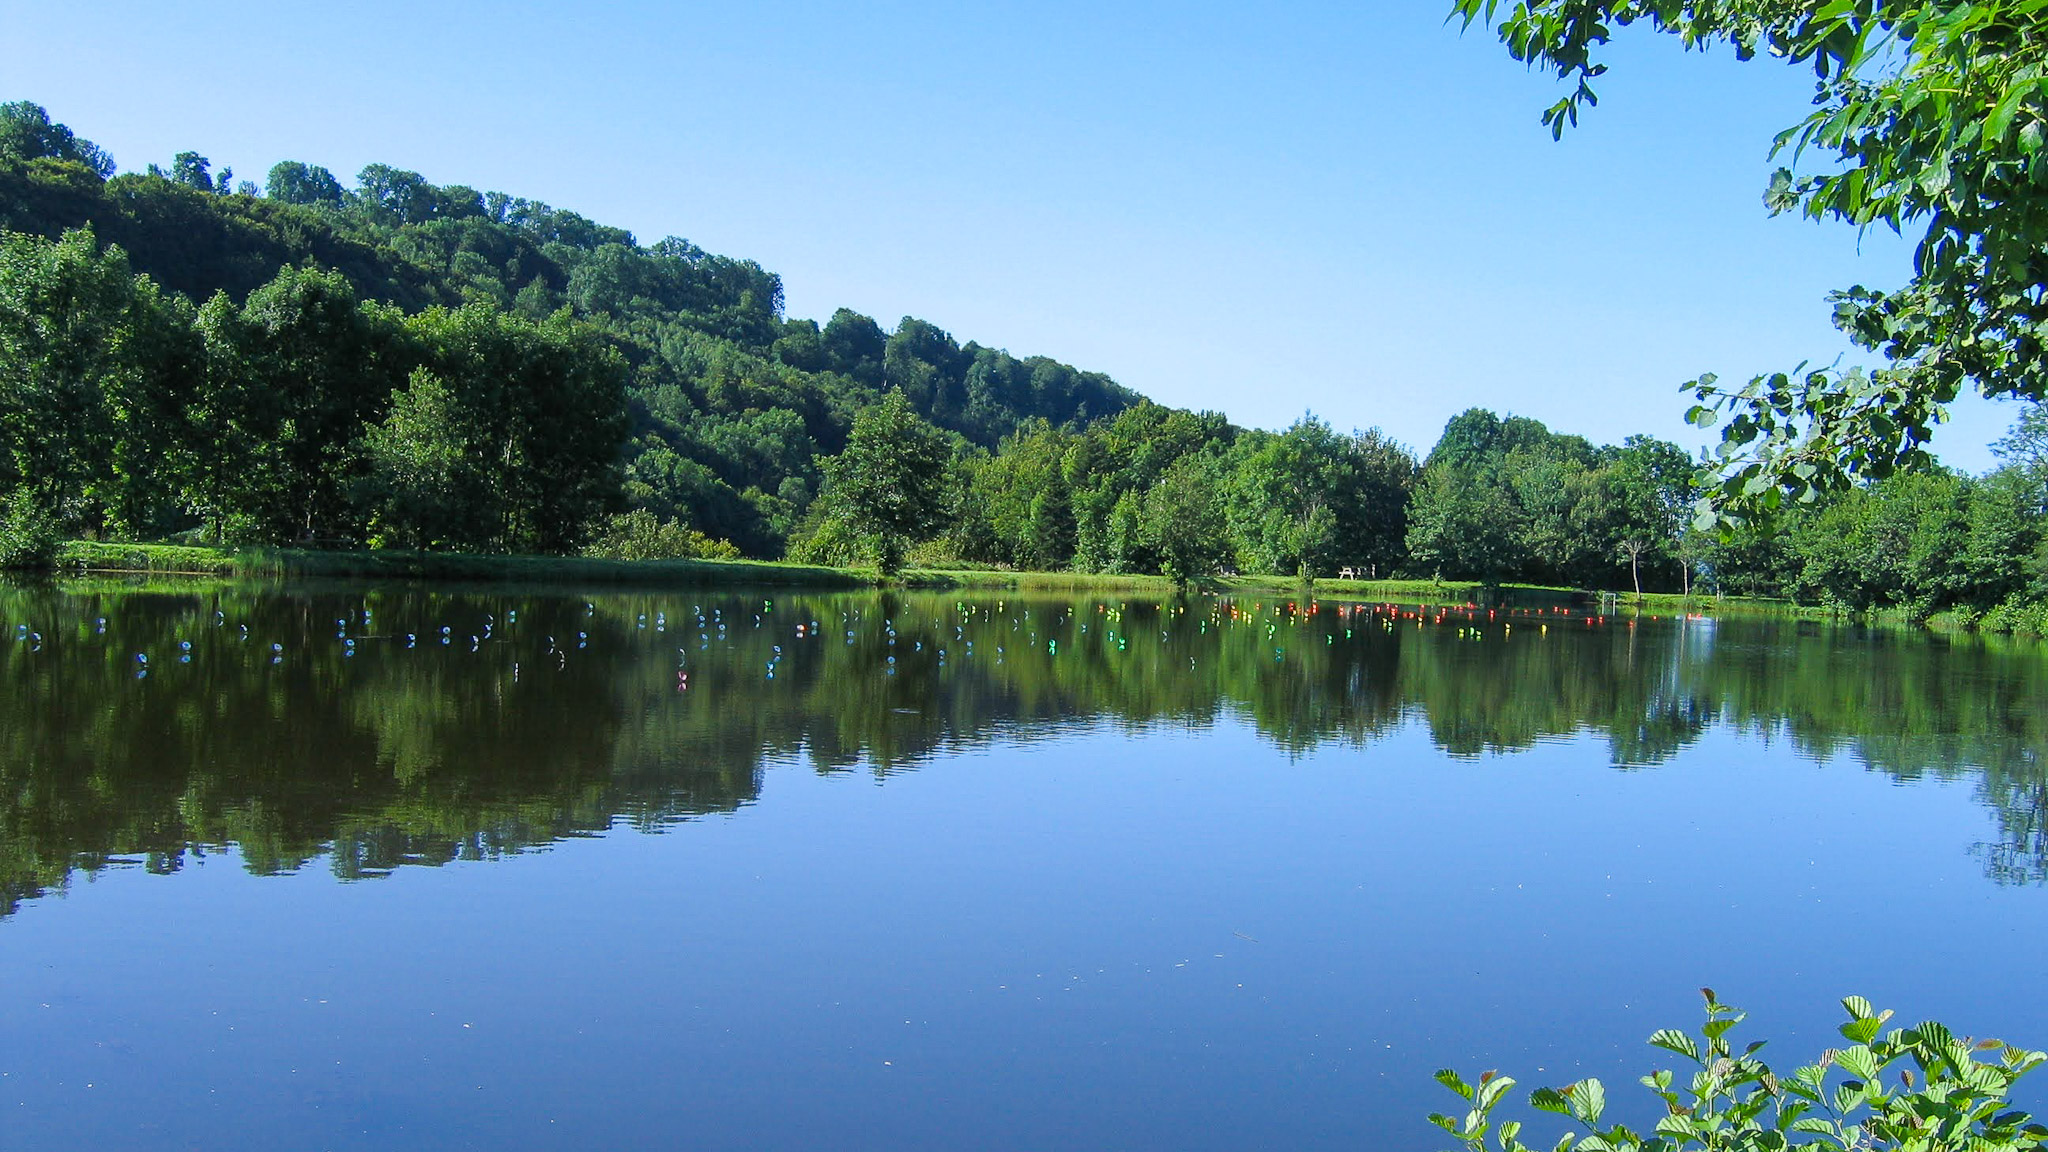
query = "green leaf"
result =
(1530, 1086, 1572, 1116)
(1835, 1041, 1875, 1074)
(1989, 82, 2030, 144)
(1649, 1029, 1701, 1061)
(1568, 1078, 1607, 1124)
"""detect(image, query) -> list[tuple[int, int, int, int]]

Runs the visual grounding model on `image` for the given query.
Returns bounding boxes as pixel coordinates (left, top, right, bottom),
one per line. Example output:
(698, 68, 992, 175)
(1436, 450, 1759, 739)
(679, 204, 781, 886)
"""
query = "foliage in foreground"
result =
(1435, 992, 2047, 1152)
(1452, 0, 2048, 520)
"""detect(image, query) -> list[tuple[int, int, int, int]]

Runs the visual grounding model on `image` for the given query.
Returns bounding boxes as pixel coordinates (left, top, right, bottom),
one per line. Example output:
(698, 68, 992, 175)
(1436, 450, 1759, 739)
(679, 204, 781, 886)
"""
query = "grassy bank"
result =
(56, 541, 871, 588)
(40, 540, 1850, 622)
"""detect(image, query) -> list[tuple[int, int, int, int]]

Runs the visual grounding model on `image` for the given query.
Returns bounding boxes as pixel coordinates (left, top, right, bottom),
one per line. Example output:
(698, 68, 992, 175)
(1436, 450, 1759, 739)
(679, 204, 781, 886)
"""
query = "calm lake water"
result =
(3, 579, 2046, 1150)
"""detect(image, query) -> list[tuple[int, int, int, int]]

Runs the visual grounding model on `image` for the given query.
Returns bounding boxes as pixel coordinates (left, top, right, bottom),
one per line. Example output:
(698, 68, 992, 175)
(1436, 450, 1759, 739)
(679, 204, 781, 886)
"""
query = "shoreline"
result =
(14, 540, 1899, 623)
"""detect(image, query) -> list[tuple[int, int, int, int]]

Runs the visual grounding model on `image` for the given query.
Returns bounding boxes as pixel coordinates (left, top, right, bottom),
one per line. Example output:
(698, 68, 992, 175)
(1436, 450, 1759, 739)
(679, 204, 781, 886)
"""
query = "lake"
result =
(3, 579, 2045, 1150)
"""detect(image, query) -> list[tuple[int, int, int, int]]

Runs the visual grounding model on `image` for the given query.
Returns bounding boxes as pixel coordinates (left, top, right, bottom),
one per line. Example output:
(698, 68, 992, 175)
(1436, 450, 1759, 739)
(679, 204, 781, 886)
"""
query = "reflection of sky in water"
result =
(2, 583, 2046, 1150)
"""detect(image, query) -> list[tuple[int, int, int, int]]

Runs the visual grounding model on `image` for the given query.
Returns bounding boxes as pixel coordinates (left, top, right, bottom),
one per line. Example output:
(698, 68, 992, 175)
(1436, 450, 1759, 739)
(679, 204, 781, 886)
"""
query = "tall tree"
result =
(1606, 435, 1696, 593)
(814, 391, 950, 574)
(0, 227, 199, 539)
(190, 266, 404, 542)
(1144, 454, 1228, 588)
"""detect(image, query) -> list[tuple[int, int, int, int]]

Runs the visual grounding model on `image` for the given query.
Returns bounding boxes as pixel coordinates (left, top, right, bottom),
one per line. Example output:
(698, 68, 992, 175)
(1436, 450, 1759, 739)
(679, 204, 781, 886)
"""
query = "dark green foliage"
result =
(264, 161, 344, 207)
(0, 101, 113, 177)
(1406, 462, 1525, 584)
(190, 266, 406, 543)
(1407, 410, 1692, 590)
(378, 305, 627, 554)
(0, 226, 201, 540)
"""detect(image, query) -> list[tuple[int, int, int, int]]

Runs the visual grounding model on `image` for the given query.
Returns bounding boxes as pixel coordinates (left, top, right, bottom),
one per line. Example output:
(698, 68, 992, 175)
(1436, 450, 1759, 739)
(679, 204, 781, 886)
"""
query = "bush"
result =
(1434, 991, 2046, 1151)
(1981, 596, 2048, 636)
(784, 511, 867, 568)
(580, 510, 740, 561)
(0, 488, 60, 569)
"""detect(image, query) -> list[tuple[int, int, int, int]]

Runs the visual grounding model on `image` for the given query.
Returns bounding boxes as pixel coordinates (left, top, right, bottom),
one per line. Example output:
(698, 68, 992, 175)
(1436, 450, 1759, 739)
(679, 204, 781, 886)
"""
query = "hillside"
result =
(0, 101, 1140, 554)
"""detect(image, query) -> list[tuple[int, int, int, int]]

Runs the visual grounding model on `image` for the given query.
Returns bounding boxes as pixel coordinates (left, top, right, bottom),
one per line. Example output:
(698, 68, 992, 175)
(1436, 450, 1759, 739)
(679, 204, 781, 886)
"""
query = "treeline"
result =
(7, 100, 2048, 624)
(792, 400, 1700, 598)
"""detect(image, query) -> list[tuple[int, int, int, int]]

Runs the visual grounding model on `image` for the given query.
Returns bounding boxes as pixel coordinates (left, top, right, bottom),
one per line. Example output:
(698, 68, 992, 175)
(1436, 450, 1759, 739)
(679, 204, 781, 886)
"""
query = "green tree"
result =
(399, 304, 626, 553)
(1224, 415, 1388, 579)
(0, 227, 198, 540)
(966, 420, 1076, 569)
(191, 266, 404, 543)
(1454, 0, 2048, 511)
(1786, 470, 1973, 616)
(264, 161, 344, 207)
(0, 102, 114, 176)
(1607, 435, 1696, 594)
(164, 151, 229, 195)
(1143, 453, 1228, 587)
(816, 391, 950, 574)
(360, 368, 479, 550)
(1405, 462, 1526, 584)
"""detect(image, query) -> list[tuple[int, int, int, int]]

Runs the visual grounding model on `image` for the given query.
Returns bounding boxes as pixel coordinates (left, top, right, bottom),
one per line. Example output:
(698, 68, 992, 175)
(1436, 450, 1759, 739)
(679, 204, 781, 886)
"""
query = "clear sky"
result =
(1, 0, 2019, 470)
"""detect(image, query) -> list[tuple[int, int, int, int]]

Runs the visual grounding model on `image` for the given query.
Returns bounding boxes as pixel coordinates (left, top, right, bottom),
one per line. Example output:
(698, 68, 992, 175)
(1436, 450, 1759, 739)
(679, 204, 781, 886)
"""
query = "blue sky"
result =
(1, 0, 2018, 470)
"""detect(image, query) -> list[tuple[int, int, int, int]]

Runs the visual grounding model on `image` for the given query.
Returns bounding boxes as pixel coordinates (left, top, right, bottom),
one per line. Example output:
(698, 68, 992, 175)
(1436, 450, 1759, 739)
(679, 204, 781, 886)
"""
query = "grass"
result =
(55, 540, 868, 588)
(33, 540, 1886, 623)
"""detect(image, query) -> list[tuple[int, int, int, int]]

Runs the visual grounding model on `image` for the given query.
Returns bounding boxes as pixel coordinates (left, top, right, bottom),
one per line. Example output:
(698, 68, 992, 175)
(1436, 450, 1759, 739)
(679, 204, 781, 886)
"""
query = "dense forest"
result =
(5, 101, 2048, 627)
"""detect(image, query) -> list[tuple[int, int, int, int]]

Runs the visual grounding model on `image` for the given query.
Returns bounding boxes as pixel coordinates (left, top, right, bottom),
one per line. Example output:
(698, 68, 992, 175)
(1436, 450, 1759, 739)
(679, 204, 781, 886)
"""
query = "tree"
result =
(1994, 402, 2048, 514)
(1607, 435, 1696, 593)
(265, 161, 344, 207)
(1143, 454, 1228, 587)
(1405, 462, 1526, 584)
(399, 304, 627, 553)
(1224, 415, 1376, 579)
(1453, 0, 2048, 514)
(816, 391, 950, 574)
(190, 266, 404, 543)
(360, 368, 480, 550)
(0, 102, 114, 177)
(0, 227, 199, 540)
(164, 151, 230, 195)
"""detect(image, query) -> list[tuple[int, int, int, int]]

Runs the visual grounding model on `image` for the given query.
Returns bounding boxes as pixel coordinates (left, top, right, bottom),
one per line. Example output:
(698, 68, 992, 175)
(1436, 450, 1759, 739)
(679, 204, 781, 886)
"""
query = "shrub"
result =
(581, 510, 740, 561)
(1433, 991, 2046, 1151)
(0, 488, 60, 569)
(1981, 596, 2048, 637)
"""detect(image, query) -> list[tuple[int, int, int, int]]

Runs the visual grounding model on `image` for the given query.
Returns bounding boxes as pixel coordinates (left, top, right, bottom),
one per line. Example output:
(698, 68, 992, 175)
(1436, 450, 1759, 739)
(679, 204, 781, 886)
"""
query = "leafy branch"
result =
(1433, 990, 2048, 1151)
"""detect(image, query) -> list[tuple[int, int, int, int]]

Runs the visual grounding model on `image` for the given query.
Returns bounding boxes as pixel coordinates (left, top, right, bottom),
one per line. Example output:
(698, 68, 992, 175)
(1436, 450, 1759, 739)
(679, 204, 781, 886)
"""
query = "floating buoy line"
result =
(3, 594, 1710, 692)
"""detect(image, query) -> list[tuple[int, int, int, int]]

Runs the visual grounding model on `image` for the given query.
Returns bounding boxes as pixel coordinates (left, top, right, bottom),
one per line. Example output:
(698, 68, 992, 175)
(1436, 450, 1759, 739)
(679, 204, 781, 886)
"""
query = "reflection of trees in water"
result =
(3, 582, 2048, 915)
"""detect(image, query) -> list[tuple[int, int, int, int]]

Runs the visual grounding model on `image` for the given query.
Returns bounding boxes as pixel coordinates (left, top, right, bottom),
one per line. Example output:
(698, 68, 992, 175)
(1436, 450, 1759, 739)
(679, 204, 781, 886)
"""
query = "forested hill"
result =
(0, 102, 1139, 553)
